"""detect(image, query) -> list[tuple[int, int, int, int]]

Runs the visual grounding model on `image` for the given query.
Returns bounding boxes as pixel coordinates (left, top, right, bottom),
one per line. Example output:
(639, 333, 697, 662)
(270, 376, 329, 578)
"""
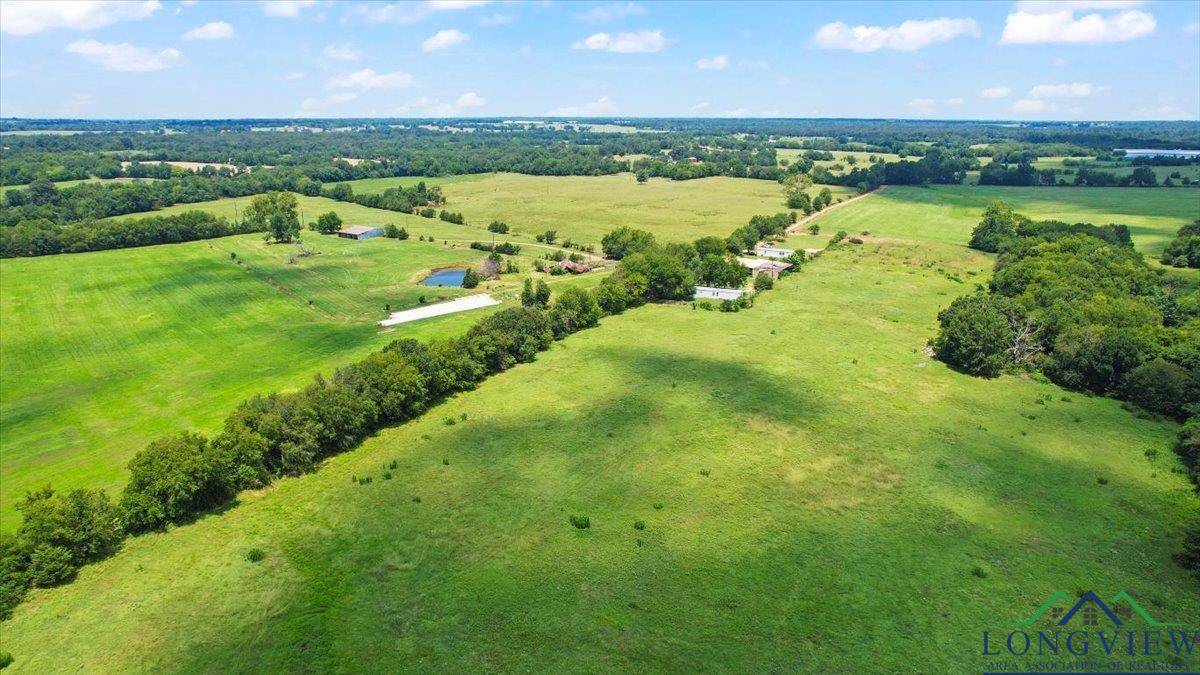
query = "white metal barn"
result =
(694, 286, 744, 301)
(754, 246, 794, 259)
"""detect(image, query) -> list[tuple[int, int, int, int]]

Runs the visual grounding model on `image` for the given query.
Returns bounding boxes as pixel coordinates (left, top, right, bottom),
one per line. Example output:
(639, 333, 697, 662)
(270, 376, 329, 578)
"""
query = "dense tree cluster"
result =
(939, 202, 1200, 421)
(1162, 221, 1200, 268)
(812, 147, 979, 190)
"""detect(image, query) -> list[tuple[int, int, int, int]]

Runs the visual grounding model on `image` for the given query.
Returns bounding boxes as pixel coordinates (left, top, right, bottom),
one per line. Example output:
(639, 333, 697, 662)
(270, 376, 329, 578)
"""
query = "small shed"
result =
(755, 246, 794, 259)
(695, 286, 744, 301)
(337, 225, 383, 240)
(557, 259, 591, 274)
(737, 257, 793, 280)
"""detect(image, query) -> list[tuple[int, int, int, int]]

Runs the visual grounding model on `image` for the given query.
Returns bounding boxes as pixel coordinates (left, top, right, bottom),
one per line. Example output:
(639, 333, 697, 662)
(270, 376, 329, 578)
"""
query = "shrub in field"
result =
(313, 211, 342, 234)
(1176, 521, 1200, 580)
(754, 274, 774, 291)
(569, 515, 591, 529)
(1124, 359, 1197, 420)
(26, 545, 76, 587)
(933, 294, 1020, 378)
(968, 200, 1023, 253)
(550, 286, 602, 338)
(1160, 220, 1200, 268)
(601, 227, 656, 259)
(1175, 417, 1199, 488)
(120, 433, 229, 532)
(245, 548, 265, 563)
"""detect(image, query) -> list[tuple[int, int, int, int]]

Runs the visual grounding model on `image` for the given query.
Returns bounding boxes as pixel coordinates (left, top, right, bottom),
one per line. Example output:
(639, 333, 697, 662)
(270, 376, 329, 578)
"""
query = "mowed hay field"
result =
(0, 231, 510, 532)
(813, 185, 1199, 256)
(2, 194, 1197, 672)
(413, 172, 853, 245)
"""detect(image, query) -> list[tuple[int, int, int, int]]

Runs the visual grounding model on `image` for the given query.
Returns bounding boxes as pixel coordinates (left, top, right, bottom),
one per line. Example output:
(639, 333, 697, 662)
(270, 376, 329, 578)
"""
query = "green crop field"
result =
(0, 218, 603, 532)
(809, 185, 1198, 256)
(3, 191, 1196, 672)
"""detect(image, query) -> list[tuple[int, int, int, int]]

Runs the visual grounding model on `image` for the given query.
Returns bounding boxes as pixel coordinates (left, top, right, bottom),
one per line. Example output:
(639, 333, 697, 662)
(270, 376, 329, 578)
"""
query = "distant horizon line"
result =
(1, 116, 1197, 125)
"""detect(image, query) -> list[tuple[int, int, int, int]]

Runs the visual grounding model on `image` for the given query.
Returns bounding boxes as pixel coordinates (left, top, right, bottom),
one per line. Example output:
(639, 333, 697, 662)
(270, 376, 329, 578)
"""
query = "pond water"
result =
(421, 269, 467, 287)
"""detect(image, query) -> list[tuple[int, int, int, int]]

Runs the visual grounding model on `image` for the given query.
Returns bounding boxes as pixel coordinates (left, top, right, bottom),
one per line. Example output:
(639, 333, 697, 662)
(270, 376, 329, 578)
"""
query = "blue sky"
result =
(1, 0, 1197, 120)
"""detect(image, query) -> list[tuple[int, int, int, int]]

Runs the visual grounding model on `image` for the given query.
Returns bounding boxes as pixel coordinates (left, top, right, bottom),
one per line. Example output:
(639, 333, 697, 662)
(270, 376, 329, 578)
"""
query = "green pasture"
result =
(813, 185, 1198, 256)
(3, 212, 1195, 671)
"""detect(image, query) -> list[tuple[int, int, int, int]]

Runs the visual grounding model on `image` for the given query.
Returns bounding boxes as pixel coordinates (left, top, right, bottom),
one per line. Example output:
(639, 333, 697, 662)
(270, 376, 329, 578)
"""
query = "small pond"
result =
(421, 269, 467, 287)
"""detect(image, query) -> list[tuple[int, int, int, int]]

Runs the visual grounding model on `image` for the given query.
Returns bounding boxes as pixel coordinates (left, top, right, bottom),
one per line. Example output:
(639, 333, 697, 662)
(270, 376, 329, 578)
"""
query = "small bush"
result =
(1176, 522, 1200, 579)
(442, 458, 449, 466)
(633, 520, 645, 531)
(653, 502, 663, 510)
(971, 565, 988, 579)
(1097, 477, 1109, 485)
(699, 468, 711, 477)
(444, 417, 456, 426)
(0, 652, 12, 669)
(412, 496, 422, 503)
(382, 471, 393, 480)
(245, 548, 265, 563)
(569, 515, 591, 529)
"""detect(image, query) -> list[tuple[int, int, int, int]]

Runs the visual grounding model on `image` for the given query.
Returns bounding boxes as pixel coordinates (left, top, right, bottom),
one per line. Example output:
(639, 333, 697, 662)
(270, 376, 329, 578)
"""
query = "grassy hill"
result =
(1, 188, 1196, 672)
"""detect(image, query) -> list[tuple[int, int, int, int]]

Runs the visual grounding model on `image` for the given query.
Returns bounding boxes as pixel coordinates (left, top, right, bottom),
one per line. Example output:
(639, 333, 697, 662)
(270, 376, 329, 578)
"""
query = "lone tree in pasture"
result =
(636, 170, 648, 184)
(247, 191, 301, 243)
(314, 211, 342, 234)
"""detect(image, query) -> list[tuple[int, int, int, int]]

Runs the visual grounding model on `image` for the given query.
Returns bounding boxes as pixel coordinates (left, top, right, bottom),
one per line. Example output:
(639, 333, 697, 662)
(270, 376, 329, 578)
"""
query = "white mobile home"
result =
(695, 286, 744, 301)
(754, 246, 794, 259)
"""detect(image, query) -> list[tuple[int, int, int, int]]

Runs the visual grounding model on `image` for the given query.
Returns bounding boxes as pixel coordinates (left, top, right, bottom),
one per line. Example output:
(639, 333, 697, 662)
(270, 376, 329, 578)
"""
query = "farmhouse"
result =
(557, 259, 591, 274)
(737, 257, 792, 280)
(337, 226, 383, 240)
(695, 286, 744, 301)
(754, 245, 794, 259)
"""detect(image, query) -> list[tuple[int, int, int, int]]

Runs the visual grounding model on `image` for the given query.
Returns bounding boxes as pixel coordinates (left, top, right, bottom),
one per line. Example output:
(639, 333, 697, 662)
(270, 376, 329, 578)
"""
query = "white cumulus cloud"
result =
(812, 17, 980, 52)
(1028, 82, 1098, 98)
(1000, 5, 1155, 44)
(696, 54, 727, 70)
(456, 91, 485, 107)
(576, 2, 645, 22)
(360, 0, 488, 25)
(422, 28, 469, 51)
(548, 95, 618, 116)
(323, 43, 361, 61)
(572, 29, 665, 53)
(262, 1, 317, 18)
(1, 0, 161, 36)
(183, 21, 233, 40)
(328, 68, 415, 90)
(979, 85, 1012, 98)
(65, 39, 180, 72)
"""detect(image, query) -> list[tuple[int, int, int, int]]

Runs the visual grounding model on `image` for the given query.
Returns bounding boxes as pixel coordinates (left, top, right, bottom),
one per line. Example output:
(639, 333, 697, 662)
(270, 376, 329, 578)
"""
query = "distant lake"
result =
(421, 269, 467, 287)
(1119, 149, 1200, 159)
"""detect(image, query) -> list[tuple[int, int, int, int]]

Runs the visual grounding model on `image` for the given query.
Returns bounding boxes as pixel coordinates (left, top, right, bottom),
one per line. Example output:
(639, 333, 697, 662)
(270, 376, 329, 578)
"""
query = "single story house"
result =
(337, 226, 383, 240)
(557, 259, 591, 274)
(695, 286, 744, 301)
(737, 257, 793, 280)
(754, 246, 794, 259)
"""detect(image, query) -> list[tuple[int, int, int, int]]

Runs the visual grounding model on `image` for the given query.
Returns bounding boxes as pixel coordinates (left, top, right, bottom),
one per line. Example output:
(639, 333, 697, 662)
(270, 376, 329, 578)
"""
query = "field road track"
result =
(786, 185, 889, 235)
